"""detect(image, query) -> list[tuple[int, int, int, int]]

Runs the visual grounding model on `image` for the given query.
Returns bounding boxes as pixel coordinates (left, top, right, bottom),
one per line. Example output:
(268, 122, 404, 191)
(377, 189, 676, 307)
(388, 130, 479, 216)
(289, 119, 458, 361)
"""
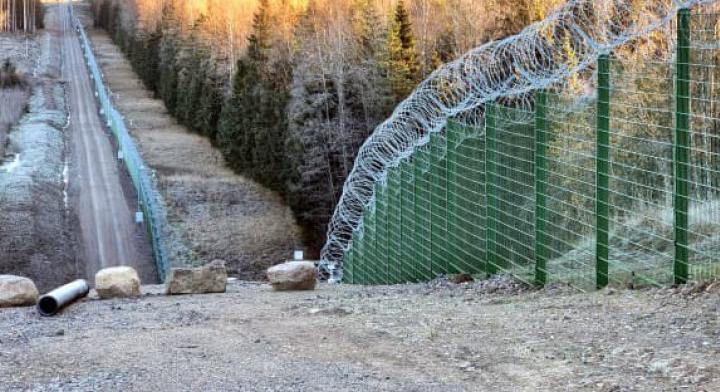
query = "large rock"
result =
(267, 261, 317, 291)
(0, 275, 39, 308)
(95, 266, 141, 299)
(166, 260, 227, 295)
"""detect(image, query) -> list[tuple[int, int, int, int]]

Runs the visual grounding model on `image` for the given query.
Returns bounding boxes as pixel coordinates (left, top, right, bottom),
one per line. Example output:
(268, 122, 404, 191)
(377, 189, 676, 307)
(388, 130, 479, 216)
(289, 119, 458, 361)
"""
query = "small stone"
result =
(0, 275, 39, 308)
(95, 266, 141, 299)
(166, 260, 227, 295)
(648, 359, 672, 375)
(450, 273, 474, 284)
(309, 307, 352, 316)
(55, 329, 65, 336)
(267, 261, 316, 291)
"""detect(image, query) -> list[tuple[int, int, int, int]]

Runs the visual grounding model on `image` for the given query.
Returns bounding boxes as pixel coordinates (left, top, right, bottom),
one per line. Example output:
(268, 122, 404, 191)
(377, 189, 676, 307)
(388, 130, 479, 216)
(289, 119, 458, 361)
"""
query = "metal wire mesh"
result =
(340, 6, 720, 289)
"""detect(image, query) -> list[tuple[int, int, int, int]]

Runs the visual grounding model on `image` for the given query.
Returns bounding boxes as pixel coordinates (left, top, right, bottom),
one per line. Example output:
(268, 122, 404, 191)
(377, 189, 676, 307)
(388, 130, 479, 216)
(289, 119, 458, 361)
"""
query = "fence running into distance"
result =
(72, 6, 170, 281)
(342, 8, 720, 290)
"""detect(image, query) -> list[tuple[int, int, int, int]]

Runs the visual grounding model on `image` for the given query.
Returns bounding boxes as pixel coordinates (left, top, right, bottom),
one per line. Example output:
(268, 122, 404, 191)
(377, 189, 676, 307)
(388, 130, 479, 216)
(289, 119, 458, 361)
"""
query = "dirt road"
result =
(0, 279, 718, 391)
(56, 4, 155, 283)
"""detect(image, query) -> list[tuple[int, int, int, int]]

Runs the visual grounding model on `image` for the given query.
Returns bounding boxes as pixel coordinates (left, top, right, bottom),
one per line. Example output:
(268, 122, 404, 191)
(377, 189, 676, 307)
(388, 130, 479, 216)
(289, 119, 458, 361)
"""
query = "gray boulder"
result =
(95, 266, 141, 299)
(0, 275, 39, 307)
(166, 260, 227, 295)
(267, 261, 317, 291)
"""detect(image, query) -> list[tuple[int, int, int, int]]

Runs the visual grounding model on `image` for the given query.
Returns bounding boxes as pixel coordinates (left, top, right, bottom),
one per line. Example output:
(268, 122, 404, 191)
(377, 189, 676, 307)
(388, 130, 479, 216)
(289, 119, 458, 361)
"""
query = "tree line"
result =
(91, 0, 564, 252)
(0, 0, 43, 33)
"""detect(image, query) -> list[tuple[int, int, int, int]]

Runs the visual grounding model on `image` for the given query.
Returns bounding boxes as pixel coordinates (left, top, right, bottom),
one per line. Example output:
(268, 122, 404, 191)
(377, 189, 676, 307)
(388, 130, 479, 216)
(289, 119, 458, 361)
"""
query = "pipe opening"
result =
(37, 296, 59, 316)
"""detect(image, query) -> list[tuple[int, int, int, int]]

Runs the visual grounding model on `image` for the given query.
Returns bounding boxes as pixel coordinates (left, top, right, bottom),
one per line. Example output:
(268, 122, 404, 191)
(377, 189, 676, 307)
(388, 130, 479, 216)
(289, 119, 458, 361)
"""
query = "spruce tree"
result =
(432, 27, 457, 69)
(384, 0, 421, 103)
(142, 27, 163, 93)
(218, 57, 259, 173)
(158, 37, 179, 114)
(197, 71, 223, 141)
(218, 0, 291, 192)
(248, 0, 272, 65)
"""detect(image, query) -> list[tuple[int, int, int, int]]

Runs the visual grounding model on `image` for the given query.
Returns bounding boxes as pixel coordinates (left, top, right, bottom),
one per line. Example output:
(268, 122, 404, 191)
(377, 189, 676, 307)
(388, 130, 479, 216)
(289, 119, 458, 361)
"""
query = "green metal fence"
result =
(343, 9, 720, 289)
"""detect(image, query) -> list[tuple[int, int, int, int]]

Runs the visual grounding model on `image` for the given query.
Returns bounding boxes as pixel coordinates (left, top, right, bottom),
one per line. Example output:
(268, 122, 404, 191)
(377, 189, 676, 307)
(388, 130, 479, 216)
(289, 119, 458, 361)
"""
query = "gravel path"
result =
(56, 3, 155, 283)
(1, 279, 718, 391)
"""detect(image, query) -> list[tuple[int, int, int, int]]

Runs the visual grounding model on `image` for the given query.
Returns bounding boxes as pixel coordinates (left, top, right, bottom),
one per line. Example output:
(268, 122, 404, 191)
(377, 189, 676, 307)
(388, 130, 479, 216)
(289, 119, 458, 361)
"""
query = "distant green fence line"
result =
(343, 9, 720, 289)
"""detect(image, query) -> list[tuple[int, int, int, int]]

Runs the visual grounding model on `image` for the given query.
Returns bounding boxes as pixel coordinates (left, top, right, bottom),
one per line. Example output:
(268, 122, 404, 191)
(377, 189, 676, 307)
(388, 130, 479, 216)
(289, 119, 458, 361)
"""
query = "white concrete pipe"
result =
(37, 279, 90, 316)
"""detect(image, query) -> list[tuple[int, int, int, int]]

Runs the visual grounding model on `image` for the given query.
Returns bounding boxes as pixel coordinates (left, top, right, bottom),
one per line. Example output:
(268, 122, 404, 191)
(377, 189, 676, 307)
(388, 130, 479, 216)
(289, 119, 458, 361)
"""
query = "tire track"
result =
(55, 4, 155, 283)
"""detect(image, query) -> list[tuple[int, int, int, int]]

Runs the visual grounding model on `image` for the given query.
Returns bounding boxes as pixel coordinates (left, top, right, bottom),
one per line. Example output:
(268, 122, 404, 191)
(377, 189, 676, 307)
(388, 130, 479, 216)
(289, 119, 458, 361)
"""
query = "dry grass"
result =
(86, 26, 303, 278)
(0, 87, 29, 157)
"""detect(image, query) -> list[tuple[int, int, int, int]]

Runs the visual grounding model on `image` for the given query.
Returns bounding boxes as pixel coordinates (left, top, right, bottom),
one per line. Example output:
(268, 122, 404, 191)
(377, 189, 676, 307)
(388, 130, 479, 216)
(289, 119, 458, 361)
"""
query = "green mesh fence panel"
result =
(343, 8, 720, 288)
(448, 120, 486, 276)
(688, 11, 720, 281)
(429, 133, 449, 276)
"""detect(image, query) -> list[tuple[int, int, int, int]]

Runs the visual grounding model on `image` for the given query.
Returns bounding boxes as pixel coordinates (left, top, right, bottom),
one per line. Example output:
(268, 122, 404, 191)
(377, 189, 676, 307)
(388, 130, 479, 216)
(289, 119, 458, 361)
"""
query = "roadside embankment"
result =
(0, 19, 77, 292)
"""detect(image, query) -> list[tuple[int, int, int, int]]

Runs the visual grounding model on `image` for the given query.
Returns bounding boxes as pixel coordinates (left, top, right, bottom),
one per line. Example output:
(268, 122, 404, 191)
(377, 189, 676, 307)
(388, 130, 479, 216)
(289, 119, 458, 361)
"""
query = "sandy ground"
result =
(56, 4, 155, 284)
(0, 278, 718, 391)
(77, 3, 304, 279)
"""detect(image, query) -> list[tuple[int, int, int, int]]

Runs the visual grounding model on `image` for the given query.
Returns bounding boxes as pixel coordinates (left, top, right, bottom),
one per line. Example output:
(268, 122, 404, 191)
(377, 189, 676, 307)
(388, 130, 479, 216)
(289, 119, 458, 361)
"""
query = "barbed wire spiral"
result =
(320, 0, 718, 281)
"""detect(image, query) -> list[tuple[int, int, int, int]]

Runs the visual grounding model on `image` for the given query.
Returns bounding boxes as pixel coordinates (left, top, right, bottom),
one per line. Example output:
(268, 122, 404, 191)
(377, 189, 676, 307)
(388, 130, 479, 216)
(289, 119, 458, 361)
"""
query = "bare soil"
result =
(0, 278, 718, 391)
(77, 4, 303, 279)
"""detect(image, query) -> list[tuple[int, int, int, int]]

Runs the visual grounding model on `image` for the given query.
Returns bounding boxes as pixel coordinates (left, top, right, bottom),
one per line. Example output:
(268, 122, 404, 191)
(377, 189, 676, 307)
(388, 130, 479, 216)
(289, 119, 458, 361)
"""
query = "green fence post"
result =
(485, 103, 498, 275)
(534, 90, 549, 286)
(596, 54, 611, 289)
(675, 8, 691, 284)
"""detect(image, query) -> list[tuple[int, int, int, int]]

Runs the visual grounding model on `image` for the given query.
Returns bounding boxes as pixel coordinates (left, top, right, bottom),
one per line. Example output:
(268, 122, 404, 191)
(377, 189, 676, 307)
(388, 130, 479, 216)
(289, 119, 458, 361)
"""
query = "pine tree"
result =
(384, 0, 421, 103)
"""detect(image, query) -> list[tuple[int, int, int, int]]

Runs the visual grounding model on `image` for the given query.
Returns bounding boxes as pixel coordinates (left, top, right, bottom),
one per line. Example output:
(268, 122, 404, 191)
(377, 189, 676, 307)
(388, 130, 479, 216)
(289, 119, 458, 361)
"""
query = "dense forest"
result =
(0, 0, 43, 32)
(89, 0, 564, 251)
